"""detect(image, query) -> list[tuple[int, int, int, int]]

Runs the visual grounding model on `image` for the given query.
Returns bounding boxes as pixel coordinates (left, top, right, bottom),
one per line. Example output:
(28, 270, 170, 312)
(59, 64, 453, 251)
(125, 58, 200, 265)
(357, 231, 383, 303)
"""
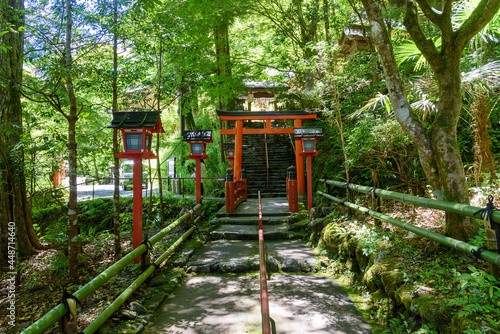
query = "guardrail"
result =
(320, 179, 500, 224)
(22, 202, 202, 334)
(286, 166, 298, 212)
(258, 191, 271, 334)
(317, 179, 500, 276)
(156, 176, 225, 198)
(225, 168, 248, 213)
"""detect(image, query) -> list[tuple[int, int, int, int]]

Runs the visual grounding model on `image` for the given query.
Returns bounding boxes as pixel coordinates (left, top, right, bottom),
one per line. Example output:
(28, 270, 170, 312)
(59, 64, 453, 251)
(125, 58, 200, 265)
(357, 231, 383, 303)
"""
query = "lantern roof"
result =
(182, 130, 213, 142)
(108, 111, 164, 133)
(293, 127, 323, 138)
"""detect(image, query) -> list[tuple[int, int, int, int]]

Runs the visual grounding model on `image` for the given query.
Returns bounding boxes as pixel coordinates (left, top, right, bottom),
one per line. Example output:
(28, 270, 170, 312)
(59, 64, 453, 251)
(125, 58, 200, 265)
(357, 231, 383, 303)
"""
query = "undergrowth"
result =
(0, 194, 223, 333)
(317, 195, 500, 333)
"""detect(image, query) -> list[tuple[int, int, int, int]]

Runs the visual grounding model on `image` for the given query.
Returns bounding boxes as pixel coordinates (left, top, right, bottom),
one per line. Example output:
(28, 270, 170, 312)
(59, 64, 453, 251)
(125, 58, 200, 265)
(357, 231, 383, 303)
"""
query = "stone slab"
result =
(188, 240, 317, 267)
(214, 215, 287, 225)
(188, 240, 257, 266)
(216, 198, 291, 217)
(143, 274, 372, 334)
(265, 240, 316, 263)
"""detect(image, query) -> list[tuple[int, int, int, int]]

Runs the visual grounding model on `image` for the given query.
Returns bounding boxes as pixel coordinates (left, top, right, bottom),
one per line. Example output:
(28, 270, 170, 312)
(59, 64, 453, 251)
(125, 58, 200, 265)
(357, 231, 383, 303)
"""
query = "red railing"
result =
(258, 191, 271, 334)
(286, 167, 298, 212)
(264, 134, 269, 188)
(225, 177, 247, 213)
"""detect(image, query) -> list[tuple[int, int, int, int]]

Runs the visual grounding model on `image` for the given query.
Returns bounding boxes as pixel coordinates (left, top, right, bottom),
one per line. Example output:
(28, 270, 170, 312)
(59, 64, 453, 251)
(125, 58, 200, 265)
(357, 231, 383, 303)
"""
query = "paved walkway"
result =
(144, 198, 372, 334)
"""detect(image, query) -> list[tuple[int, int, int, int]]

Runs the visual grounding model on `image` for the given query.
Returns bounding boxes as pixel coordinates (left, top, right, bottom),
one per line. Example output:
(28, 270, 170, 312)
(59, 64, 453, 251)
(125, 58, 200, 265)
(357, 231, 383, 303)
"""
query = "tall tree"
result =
(112, 0, 121, 257)
(64, 0, 79, 282)
(360, 0, 500, 241)
(0, 0, 45, 262)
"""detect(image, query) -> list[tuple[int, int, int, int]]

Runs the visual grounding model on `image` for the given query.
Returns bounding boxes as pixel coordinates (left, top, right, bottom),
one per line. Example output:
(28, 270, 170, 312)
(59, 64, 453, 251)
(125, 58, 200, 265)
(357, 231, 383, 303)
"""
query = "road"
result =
(77, 184, 159, 201)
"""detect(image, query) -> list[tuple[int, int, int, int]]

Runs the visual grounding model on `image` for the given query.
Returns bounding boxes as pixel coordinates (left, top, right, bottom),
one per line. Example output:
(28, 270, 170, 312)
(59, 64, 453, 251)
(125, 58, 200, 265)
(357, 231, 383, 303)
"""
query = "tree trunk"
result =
(323, 0, 329, 42)
(156, 36, 164, 222)
(471, 94, 496, 184)
(156, 134, 164, 222)
(431, 59, 476, 240)
(65, 0, 79, 283)
(112, 0, 121, 257)
(0, 0, 44, 263)
(360, 0, 495, 241)
(360, 0, 441, 194)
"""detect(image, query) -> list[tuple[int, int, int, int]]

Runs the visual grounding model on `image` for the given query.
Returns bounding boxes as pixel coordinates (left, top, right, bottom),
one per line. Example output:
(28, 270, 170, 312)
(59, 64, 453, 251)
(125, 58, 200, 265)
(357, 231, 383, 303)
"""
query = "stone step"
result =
(185, 240, 324, 274)
(210, 224, 296, 241)
(212, 216, 288, 225)
(248, 192, 286, 198)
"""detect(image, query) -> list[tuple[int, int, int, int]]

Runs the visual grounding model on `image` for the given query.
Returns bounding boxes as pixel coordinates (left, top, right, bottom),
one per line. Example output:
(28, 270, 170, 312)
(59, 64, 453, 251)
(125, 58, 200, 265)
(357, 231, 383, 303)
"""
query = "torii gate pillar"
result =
(234, 120, 244, 180)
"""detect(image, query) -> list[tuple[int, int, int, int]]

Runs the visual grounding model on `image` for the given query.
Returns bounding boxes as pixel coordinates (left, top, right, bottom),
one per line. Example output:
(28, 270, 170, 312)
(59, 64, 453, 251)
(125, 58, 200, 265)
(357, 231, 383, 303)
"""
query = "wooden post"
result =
(306, 155, 313, 210)
(294, 120, 305, 196)
(133, 157, 143, 263)
(195, 158, 201, 206)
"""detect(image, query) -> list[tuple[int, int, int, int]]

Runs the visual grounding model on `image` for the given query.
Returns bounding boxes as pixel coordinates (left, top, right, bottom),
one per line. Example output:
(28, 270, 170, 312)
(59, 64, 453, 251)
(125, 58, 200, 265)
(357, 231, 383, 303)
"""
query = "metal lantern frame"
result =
(223, 142, 235, 160)
(182, 130, 213, 159)
(293, 127, 323, 156)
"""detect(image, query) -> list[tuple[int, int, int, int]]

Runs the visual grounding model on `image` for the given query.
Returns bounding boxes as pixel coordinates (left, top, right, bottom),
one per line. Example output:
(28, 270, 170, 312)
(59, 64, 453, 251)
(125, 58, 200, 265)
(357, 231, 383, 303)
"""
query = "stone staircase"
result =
(185, 198, 320, 275)
(242, 123, 295, 198)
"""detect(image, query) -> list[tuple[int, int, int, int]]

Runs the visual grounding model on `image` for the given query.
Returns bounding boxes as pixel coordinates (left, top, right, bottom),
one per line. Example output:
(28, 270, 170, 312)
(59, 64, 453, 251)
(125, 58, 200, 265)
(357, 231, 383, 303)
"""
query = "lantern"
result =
(182, 130, 213, 159)
(294, 126, 323, 211)
(293, 127, 323, 156)
(108, 111, 165, 263)
(108, 111, 165, 159)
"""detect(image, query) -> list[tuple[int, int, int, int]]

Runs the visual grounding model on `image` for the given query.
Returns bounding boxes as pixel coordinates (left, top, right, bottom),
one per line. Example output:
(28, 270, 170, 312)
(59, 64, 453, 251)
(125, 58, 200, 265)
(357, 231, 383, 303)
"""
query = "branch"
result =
(414, 0, 443, 28)
(403, 0, 443, 72)
(455, 0, 500, 50)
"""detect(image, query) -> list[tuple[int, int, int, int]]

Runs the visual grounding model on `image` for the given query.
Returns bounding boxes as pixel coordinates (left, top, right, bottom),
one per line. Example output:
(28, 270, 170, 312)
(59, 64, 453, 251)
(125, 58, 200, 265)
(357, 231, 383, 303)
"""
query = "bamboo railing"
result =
(22, 203, 202, 334)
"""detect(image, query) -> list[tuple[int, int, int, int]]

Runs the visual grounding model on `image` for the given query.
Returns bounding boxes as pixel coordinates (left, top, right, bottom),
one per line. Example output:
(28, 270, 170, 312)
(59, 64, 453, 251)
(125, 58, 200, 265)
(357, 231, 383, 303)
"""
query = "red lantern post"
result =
(108, 111, 164, 263)
(294, 127, 323, 211)
(182, 130, 213, 206)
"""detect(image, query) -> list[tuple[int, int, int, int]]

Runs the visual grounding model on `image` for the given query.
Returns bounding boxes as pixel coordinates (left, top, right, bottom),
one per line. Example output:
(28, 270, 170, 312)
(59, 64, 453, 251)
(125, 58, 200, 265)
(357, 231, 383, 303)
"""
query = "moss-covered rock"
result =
(395, 286, 414, 310)
(410, 295, 452, 332)
(319, 222, 346, 254)
(362, 259, 397, 292)
(381, 270, 404, 302)
(371, 290, 395, 321)
(355, 242, 371, 271)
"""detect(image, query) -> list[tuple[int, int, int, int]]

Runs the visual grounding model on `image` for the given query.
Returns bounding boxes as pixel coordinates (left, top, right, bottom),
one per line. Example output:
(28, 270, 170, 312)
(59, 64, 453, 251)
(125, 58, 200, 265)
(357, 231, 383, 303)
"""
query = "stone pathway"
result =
(143, 198, 372, 333)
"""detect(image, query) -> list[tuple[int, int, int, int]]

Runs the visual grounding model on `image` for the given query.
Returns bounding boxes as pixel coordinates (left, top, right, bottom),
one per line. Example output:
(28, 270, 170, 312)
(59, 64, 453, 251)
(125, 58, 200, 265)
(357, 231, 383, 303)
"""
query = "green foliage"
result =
(381, 314, 439, 334)
(355, 224, 391, 257)
(468, 228, 486, 248)
(449, 266, 500, 329)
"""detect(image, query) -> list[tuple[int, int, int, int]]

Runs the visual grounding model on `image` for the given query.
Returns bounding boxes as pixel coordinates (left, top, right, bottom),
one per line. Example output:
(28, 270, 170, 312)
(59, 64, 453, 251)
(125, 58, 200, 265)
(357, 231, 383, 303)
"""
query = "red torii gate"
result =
(217, 110, 318, 199)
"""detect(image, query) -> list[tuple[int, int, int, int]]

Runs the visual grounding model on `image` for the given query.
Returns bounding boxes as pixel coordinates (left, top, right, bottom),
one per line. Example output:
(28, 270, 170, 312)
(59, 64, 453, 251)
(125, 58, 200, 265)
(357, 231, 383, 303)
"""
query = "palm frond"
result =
(350, 92, 392, 119)
(453, 0, 500, 43)
(394, 39, 441, 72)
(462, 60, 500, 95)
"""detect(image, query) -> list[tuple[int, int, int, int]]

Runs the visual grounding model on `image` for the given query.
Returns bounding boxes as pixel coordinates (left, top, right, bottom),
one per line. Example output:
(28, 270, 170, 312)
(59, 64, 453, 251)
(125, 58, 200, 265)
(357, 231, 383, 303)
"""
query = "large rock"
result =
(265, 256, 280, 272)
(188, 264, 211, 273)
(129, 301, 147, 315)
(299, 257, 321, 273)
(219, 259, 250, 273)
(281, 259, 299, 272)
(120, 309, 137, 320)
(250, 256, 280, 272)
